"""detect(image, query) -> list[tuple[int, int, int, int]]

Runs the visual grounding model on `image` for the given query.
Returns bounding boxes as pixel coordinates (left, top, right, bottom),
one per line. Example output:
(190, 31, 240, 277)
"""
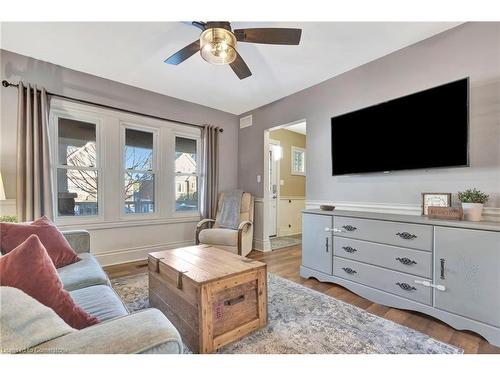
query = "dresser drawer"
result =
(333, 237, 432, 278)
(333, 216, 433, 251)
(333, 257, 432, 305)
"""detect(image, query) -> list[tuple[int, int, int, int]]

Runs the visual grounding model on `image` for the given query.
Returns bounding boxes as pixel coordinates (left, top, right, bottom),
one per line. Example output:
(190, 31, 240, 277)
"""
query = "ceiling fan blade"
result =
(230, 52, 252, 80)
(191, 21, 206, 30)
(164, 40, 200, 65)
(234, 28, 302, 45)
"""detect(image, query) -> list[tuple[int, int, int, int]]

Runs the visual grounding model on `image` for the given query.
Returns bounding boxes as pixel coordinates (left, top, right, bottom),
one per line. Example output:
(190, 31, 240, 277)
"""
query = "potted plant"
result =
(458, 188, 489, 221)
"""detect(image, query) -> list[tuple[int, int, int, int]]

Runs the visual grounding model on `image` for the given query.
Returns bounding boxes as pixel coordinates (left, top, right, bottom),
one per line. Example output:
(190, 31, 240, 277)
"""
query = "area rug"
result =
(270, 234, 302, 250)
(111, 272, 462, 354)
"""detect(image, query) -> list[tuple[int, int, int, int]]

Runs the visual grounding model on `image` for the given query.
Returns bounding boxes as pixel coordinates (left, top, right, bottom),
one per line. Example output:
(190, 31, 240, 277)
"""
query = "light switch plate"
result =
(257, 175, 261, 183)
(280, 180, 285, 186)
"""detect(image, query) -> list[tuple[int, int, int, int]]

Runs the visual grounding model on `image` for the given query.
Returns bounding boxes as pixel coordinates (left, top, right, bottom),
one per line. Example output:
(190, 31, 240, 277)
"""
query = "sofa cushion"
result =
(32, 309, 183, 354)
(0, 286, 75, 353)
(58, 253, 109, 291)
(0, 216, 80, 268)
(199, 228, 238, 247)
(70, 285, 128, 322)
(0, 235, 99, 329)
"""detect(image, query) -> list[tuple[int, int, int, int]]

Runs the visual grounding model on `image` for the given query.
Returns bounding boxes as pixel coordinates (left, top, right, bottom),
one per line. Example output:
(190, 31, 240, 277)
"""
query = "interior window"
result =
(291, 146, 306, 176)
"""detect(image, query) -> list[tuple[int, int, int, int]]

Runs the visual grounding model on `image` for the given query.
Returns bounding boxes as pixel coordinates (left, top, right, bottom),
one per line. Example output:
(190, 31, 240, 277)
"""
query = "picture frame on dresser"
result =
(421, 192, 452, 215)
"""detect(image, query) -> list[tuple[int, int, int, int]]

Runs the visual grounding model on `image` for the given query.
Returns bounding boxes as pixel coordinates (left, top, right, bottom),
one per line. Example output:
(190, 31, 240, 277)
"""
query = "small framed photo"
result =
(421, 193, 452, 215)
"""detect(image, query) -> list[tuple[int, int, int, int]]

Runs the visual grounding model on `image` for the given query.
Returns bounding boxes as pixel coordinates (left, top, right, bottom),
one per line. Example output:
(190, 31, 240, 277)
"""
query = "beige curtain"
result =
(16, 82, 53, 221)
(201, 125, 219, 219)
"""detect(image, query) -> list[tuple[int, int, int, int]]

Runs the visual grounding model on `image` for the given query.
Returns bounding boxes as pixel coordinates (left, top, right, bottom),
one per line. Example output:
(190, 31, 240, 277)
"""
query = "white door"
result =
(268, 142, 280, 237)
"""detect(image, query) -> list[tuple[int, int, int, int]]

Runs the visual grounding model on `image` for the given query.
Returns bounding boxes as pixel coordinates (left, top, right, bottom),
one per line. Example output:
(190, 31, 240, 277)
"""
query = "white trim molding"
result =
(306, 200, 500, 222)
(252, 197, 272, 252)
(94, 239, 194, 266)
(253, 238, 272, 252)
(57, 215, 200, 231)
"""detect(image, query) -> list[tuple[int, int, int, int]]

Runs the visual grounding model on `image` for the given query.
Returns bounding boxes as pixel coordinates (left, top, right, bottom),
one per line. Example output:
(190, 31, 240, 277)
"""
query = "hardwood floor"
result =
(104, 245, 500, 354)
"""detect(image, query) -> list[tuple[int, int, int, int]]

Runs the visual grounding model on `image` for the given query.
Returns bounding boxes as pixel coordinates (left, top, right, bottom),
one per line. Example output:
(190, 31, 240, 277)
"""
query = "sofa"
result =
(1, 229, 183, 354)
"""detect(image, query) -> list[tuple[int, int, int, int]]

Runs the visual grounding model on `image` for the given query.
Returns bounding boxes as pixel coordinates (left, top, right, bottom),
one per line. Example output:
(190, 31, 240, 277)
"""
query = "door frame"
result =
(262, 118, 306, 251)
(268, 138, 281, 237)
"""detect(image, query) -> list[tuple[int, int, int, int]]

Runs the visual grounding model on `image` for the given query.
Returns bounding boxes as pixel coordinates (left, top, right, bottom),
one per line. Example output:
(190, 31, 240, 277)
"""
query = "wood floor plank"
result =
(104, 244, 498, 354)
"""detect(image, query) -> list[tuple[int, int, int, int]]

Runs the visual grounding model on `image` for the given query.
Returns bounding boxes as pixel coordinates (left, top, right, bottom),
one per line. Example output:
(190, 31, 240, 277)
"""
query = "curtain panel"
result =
(201, 125, 219, 219)
(16, 82, 53, 221)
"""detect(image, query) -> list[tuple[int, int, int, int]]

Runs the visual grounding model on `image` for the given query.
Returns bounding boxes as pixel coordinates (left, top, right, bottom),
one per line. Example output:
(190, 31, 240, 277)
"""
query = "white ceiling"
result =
(1, 22, 460, 115)
(284, 122, 307, 135)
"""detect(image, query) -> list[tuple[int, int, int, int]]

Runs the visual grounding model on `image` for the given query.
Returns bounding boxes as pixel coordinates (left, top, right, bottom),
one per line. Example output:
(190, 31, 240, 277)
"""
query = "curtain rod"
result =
(1, 80, 223, 133)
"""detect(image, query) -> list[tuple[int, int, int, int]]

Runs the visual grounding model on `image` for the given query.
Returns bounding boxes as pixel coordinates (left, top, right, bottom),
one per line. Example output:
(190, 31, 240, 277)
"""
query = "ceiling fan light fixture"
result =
(200, 28, 237, 65)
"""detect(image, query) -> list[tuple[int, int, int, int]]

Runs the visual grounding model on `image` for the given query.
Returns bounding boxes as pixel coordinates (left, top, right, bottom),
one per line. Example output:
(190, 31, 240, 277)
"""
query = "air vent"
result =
(240, 115, 253, 129)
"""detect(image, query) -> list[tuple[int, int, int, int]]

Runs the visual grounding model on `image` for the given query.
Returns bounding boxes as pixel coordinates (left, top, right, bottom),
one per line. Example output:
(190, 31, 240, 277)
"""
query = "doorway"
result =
(263, 120, 306, 251)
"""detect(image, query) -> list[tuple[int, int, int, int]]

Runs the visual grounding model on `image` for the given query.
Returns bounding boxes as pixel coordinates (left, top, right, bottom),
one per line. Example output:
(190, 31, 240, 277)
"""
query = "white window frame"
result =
(120, 122, 160, 219)
(291, 146, 306, 176)
(173, 131, 201, 217)
(49, 108, 104, 225)
(49, 98, 202, 228)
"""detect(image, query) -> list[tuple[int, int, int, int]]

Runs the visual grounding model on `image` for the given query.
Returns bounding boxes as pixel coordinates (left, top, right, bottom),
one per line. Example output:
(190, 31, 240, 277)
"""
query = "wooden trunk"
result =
(148, 245, 267, 353)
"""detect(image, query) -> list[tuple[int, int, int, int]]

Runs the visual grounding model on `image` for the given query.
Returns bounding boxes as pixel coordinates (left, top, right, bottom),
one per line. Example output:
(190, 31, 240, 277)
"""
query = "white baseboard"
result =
(275, 231, 302, 237)
(253, 237, 272, 252)
(306, 200, 500, 221)
(94, 239, 194, 267)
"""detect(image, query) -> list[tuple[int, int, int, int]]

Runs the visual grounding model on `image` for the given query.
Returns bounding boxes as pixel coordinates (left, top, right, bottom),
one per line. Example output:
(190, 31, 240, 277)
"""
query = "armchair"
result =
(196, 192, 254, 256)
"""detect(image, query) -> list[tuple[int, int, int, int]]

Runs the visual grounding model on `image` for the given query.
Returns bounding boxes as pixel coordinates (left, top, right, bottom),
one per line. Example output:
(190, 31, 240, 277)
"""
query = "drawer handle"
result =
(342, 225, 357, 232)
(224, 294, 245, 306)
(440, 258, 446, 280)
(395, 257, 417, 265)
(342, 267, 357, 274)
(396, 282, 417, 291)
(325, 237, 329, 253)
(396, 232, 417, 240)
(342, 246, 357, 253)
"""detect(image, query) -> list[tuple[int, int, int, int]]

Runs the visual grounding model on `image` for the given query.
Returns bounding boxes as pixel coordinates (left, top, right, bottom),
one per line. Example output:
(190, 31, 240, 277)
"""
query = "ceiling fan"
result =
(164, 22, 302, 80)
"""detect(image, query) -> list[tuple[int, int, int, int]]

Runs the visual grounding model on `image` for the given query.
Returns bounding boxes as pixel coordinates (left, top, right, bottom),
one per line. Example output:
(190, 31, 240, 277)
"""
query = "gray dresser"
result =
(301, 209, 500, 346)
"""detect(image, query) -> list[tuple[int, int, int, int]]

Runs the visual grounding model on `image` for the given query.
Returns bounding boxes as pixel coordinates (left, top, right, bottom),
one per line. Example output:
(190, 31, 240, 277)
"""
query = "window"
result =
(291, 146, 306, 176)
(123, 128, 156, 214)
(50, 99, 202, 226)
(175, 136, 199, 212)
(56, 118, 99, 216)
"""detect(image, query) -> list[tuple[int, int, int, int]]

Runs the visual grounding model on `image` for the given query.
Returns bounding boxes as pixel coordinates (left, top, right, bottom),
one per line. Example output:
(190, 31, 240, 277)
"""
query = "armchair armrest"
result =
(196, 218, 215, 228)
(238, 220, 252, 231)
(196, 219, 215, 244)
(62, 230, 90, 254)
(237, 221, 253, 256)
(32, 309, 183, 354)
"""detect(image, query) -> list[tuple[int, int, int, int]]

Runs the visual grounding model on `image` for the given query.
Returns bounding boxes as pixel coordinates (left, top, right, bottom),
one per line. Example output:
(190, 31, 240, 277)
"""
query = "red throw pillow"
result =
(0, 234, 99, 329)
(0, 216, 80, 268)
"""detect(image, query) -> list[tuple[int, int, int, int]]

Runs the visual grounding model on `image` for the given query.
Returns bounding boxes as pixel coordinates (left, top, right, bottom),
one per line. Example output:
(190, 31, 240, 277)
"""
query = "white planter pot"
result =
(462, 203, 484, 221)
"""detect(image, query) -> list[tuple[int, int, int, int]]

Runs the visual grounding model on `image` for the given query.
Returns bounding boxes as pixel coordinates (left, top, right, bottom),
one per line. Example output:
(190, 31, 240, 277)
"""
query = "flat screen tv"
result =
(331, 78, 469, 176)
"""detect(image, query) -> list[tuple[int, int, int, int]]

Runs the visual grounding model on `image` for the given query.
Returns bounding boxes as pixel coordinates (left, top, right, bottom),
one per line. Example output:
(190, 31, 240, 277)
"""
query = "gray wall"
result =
(238, 22, 500, 208)
(0, 49, 239, 198)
